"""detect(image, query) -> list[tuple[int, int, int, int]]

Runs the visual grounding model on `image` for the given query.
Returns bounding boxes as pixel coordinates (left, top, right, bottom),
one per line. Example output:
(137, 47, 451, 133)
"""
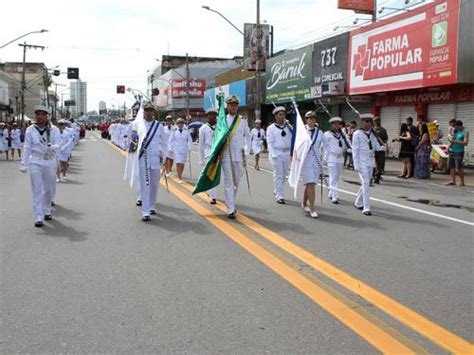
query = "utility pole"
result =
(254, 0, 262, 122)
(18, 42, 45, 123)
(185, 52, 190, 119)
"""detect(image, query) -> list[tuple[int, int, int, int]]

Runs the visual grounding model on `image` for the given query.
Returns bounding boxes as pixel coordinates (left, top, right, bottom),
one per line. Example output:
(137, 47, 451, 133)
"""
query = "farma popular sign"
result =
(348, 0, 460, 95)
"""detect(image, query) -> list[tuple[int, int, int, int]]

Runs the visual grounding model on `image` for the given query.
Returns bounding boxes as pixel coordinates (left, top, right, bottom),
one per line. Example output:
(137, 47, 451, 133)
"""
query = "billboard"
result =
(348, 0, 461, 95)
(171, 79, 206, 98)
(265, 45, 313, 103)
(312, 32, 349, 97)
(203, 79, 247, 111)
(244, 23, 271, 71)
(338, 0, 374, 14)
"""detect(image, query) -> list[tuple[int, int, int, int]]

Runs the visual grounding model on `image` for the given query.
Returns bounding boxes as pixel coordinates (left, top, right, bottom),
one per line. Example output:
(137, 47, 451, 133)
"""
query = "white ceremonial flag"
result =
(288, 100, 311, 198)
(124, 107, 146, 188)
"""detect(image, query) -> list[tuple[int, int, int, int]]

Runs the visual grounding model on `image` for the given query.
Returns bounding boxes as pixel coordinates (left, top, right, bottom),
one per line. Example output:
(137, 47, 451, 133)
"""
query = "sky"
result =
(0, 0, 416, 112)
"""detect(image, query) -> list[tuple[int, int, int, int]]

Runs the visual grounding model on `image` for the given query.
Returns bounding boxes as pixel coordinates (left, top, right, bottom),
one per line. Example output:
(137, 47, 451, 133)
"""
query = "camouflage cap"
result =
(225, 95, 239, 105)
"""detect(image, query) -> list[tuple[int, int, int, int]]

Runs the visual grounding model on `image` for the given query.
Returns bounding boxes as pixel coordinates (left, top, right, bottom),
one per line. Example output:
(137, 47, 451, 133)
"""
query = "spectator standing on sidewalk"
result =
(372, 116, 388, 184)
(414, 117, 431, 179)
(394, 123, 414, 178)
(406, 116, 419, 176)
(446, 120, 469, 186)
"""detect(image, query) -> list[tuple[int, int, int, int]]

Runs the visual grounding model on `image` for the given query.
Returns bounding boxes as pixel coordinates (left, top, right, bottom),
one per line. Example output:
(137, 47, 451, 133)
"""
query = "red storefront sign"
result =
(348, 0, 460, 95)
(171, 79, 206, 98)
(338, 0, 374, 14)
(374, 85, 474, 106)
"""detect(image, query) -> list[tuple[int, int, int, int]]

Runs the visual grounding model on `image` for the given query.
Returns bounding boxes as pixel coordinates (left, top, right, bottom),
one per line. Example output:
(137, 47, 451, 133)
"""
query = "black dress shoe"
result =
(150, 210, 156, 215)
(363, 211, 372, 216)
(210, 199, 217, 205)
(332, 199, 339, 204)
(226, 212, 236, 219)
(276, 199, 286, 204)
(51, 201, 55, 207)
(354, 204, 363, 210)
(136, 200, 142, 206)
(34, 221, 44, 227)
(142, 215, 151, 221)
(44, 215, 52, 220)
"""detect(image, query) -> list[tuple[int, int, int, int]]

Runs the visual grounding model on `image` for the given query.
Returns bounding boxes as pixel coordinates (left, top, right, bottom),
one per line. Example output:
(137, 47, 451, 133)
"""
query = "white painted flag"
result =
(288, 100, 311, 198)
(124, 107, 146, 188)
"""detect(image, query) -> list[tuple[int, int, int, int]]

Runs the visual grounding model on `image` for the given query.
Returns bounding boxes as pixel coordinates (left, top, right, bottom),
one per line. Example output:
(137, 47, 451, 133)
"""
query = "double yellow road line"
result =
(108, 140, 473, 353)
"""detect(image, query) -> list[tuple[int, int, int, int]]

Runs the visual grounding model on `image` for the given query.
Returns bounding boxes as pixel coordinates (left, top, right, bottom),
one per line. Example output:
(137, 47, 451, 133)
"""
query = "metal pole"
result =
(254, 0, 262, 122)
(21, 42, 26, 124)
(185, 52, 190, 118)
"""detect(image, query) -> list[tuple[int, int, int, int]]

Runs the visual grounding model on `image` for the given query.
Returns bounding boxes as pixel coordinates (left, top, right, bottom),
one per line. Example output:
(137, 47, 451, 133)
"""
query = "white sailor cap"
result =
(360, 113, 375, 121)
(305, 111, 317, 118)
(329, 116, 343, 124)
(165, 115, 173, 120)
(272, 106, 285, 115)
(255, 119, 262, 124)
(205, 108, 218, 115)
(57, 119, 67, 124)
(176, 117, 186, 124)
(33, 105, 49, 114)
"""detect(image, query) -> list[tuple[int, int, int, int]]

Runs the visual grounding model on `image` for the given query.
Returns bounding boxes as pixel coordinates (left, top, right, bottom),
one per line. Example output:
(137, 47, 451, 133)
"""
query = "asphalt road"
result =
(1, 131, 472, 354)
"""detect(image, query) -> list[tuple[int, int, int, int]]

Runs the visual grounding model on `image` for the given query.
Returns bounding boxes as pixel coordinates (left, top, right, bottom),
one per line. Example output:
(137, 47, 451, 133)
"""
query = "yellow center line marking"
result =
(106, 141, 416, 353)
(172, 175, 474, 354)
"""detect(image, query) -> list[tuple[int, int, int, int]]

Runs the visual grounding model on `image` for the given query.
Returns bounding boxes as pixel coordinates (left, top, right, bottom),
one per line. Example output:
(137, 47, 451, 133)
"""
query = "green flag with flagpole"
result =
(193, 95, 240, 195)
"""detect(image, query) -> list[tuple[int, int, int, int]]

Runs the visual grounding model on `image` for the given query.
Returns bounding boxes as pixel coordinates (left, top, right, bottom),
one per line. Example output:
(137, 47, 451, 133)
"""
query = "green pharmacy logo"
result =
(432, 22, 448, 47)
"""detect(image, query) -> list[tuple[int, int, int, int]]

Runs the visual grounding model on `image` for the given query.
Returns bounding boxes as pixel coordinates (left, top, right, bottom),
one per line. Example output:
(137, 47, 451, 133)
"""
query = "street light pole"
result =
(0, 29, 48, 49)
(185, 52, 190, 118)
(255, 0, 262, 122)
(201, 6, 244, 35)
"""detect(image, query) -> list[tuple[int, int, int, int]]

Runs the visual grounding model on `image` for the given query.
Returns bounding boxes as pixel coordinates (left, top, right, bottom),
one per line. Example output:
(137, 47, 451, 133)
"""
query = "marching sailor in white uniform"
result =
(352, 113, 381, 216)
(10, 122, 22, 160)
(19, 105, 61, 227)
(163, 115, 175, 176)
(301, 111, 327, 218)
(199, 108, 218, 204)
(222, 95, 250, 219)
(127, 101, 166, 221)
(168, 117, 192, 183)
(250, 119, 265, 170)
(324, 116, 351, 204)
(0, 122, 9, 160)
(266, 106, 292, 204)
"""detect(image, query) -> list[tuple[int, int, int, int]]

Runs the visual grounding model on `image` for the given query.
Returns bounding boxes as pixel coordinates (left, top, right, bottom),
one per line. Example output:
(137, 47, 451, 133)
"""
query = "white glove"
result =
(19, 164, 28, 173)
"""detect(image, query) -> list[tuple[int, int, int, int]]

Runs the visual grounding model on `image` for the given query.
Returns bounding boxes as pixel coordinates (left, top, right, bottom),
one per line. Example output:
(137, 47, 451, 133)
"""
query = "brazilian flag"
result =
(193, 96, 240, 195)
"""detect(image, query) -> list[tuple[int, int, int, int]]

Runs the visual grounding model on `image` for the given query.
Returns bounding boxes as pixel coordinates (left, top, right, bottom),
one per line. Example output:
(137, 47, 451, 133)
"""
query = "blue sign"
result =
(203, 79, 247, 110)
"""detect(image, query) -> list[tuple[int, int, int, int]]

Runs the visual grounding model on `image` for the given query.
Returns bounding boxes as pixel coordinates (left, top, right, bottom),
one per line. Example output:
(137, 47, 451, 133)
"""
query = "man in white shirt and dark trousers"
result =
(266, 106, 293, 204)
(222, 95, 250, 219)
(324, 117, 351, 204)
(19, 105, 61, 227)
(352, 114, 381, 216)
(199, 108, 218, 204)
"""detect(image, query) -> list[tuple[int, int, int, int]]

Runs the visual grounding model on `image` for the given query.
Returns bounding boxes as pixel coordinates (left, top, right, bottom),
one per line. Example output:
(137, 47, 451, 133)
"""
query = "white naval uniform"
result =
(58, 129, 74, 162)
(324, 130, 351, 202)
(163, 125, 175, 159)
(250, 128, 265, 155)
(301, 126, 326, 185)
(21, 124, 61, 222)
(352, 129, 381, 212)
(10, 128, 22, 149)
(266, 122, 292, 201)
(138, 120, 166, 216)
(0, 128, 8, 151)
(168, 127, 192, 164)
(222, 114, 250, 214)
(199, 123, 217, 200)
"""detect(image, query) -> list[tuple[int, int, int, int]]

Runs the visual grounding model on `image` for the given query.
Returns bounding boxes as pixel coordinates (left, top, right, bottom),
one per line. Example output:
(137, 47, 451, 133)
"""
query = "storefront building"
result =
(347, 0, 473, 161)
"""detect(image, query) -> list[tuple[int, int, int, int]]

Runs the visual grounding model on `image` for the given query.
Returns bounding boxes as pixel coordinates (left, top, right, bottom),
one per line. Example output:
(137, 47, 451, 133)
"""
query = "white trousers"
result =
(29, 163, 56, 222)
(201, 161, 217, 200)
(271, 155, 289, 200)
(139, 160, 160, 216)
(355, 168, 372, 212)
(222, 158, 243, 214)
(328, 162, 344, 201)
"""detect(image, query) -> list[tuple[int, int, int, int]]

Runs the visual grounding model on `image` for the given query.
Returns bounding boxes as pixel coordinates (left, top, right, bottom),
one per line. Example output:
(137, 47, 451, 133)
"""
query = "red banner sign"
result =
(374, 85, 474, 106)
(338, 0, 374, 14)
(348, 0, 460, 95)
(171, 79, 206, 98)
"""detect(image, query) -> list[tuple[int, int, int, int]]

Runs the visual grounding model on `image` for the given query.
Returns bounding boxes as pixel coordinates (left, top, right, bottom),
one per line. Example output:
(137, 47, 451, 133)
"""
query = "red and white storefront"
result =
(347, 0, 473, 162)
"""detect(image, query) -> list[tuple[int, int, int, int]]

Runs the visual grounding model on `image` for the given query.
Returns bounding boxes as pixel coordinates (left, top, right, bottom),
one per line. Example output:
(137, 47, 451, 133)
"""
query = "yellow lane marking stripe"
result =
(173, 175, 474, 354)
(107, 142, 415, 353)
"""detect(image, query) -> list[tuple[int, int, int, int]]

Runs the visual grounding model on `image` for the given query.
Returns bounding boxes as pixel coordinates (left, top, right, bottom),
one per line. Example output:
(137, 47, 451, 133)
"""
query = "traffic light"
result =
(67, 67, 79, 79)
(53, 70, 60, 76)
(151, 88, 160, 96)
(116, 85, 126, 94)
